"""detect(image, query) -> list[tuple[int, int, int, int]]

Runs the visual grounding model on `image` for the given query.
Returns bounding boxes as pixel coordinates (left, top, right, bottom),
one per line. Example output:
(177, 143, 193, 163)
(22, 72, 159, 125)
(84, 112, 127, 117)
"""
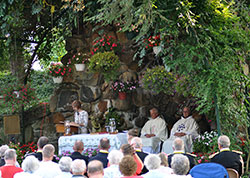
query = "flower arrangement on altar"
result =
(91, 35, 121, 54)
(0, 84, 37, 112)
(111, 80, 138, 93)
(48, 62, 72, 77)
(141, 66, 176, 95)
(69, 52, 89, 64)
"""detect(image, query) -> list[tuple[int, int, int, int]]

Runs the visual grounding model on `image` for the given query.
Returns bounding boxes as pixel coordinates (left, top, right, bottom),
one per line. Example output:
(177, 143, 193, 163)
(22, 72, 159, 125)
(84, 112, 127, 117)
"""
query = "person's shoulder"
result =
(209, 152, 220, 159)
(231, 150, 243, 155)
(185, 152, 197, 158)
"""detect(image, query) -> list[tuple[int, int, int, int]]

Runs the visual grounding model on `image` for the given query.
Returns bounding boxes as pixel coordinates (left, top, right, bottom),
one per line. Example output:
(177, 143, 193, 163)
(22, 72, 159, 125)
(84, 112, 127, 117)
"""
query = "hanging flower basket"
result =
(118, 92, 126, 100)
(75, 64, 85, 71)
(52, 76, 63, 84)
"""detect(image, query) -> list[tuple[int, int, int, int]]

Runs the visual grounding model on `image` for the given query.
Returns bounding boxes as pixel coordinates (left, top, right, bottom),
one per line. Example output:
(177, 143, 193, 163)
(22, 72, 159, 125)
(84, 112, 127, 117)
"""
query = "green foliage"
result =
(141, 66, 176, 95)
(88, 51, 120, 81)
(104, 107, 123, 130)
(69, 52, 89, 64)
(0, 71, 56, 115)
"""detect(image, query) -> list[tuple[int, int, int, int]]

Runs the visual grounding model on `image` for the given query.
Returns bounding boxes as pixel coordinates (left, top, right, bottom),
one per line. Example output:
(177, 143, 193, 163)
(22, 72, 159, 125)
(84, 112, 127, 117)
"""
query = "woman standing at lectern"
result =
(72, 100, 89, 134)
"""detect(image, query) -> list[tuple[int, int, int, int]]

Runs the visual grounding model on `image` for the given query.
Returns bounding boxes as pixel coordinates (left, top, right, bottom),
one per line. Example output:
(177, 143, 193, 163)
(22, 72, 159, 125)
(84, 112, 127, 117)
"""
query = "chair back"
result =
(226, 168, 239, 178)
(190, 163, 229, 178)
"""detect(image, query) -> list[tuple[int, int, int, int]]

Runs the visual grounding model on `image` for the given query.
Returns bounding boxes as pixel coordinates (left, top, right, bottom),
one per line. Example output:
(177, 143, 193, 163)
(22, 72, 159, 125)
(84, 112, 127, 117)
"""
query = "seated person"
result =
(169, 154, 192, 178)
(72, 100, 89, 134)
(167, 138, 196, 170)
(119, 156, 143, 178)
(140, 108, 168, 153)
(70, 140, 89, 165)
(88, 160, 104, 178)
(89, 138, 110, 168)
(120, 144, 143, 176)
(162, 107, 198, 154)
(209, 135, 244, 176)
(127, 128, 139, 144)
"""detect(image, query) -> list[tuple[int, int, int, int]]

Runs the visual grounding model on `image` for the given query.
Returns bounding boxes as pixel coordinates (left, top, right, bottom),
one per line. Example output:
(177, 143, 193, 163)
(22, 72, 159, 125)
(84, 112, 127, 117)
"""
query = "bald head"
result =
(99, 138, 110, 150)
(73, 140, 84, 152)
(131, 137, 143, 149)
(218, 135, 230, 149)
(87, 160, 104, 177)
(173, 138, 184, 151)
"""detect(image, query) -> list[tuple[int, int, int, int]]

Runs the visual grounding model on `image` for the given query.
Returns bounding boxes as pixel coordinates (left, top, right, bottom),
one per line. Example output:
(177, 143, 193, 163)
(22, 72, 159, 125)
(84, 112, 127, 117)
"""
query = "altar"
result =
(58, 132, 128, 154)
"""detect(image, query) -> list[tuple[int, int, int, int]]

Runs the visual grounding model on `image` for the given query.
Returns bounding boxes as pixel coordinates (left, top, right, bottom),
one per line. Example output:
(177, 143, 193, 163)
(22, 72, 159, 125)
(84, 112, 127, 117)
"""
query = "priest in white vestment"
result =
(162, 107, 198, 154)
(140, 108, 168, 153)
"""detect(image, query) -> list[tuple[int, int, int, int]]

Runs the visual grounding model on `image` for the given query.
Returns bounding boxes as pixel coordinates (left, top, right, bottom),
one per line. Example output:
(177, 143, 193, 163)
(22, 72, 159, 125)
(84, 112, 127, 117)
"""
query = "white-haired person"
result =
(71, 159, 87, 178)
(158, 153, 173, 174)
(0, 149, 23, 177)
(104, 150, 123, 178)
(14, 156, 41, 178)
(55, 157, 73, 178)
(142, 154, 166, 178)
(0, 145, 9, 167)
(35, 144, 61, 178)
(210, 135, 244, 176)
(169, 154, 192, 178)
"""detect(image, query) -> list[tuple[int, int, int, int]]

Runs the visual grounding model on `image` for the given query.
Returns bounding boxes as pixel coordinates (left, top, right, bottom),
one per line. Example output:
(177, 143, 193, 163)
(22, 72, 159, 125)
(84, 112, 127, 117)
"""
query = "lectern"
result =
(56, 122, 79, 136)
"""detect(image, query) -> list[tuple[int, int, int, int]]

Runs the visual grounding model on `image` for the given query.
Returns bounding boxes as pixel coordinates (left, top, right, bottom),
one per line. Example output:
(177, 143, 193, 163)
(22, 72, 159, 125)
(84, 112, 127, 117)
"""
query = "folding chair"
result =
(226, 168, 239, 178)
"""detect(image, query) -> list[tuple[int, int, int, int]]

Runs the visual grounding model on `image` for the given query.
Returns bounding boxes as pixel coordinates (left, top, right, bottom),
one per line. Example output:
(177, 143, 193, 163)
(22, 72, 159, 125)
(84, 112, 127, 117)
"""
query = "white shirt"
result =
(14, 172, 42, 178)
(104, 164, 122, 178)
(34, 161, 62, 178)
(75, 110, 88, 133)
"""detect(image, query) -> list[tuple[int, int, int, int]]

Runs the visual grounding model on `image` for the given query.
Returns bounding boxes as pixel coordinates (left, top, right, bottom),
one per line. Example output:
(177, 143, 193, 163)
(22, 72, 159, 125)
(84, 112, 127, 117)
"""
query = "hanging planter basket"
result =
(52, 77, 63, 84)
(118, 92, 127, 100)
(75, 64, 85, 71)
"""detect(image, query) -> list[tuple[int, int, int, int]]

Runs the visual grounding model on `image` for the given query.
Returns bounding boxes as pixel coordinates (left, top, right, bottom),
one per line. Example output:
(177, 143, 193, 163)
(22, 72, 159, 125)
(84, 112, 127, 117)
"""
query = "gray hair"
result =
(144, 154, 161, 170)
(59, 157, 73, 172)
(108, 150, 123, 165)
(71, 159, 86, 174)
(42, 144, 55, 158)
(173, 138, 184, 151)
(88, 160, 103, 175)
(0, 145, 9, 157)
(130, 137, 143, 149)
(4, 149, 16, 161)
(218, 135, 230, 148)
(21, 156, 40, 173)
(171, 154, 190, 175)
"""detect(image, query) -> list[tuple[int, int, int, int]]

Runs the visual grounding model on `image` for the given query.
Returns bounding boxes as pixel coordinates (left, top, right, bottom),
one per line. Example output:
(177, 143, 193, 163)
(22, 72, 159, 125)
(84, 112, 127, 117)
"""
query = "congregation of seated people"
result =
(0, 106, 244, 178)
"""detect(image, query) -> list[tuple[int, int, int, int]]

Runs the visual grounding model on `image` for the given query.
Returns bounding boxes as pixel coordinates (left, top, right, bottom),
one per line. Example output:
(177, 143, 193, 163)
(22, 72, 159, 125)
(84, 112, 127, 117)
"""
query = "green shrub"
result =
(88, 51, 120, 81)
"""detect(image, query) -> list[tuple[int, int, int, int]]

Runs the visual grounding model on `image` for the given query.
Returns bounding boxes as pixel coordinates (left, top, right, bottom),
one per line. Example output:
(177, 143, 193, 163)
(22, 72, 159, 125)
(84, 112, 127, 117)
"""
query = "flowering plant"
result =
(111, 80, 138, 93)
(48, 62, 72, 77)
(91, 35, 121, 54)
(9, 142, 37, 165)
(69, 52, 89, 64)
(144, 34, 161, 49)
(0, 84, 37, 112)
(193, 131, 218, 153)
(83, 148, 99, 157)
(88, 51, 120, 81)
(141, 66, 176, 95)
(55, 151, 72, 162)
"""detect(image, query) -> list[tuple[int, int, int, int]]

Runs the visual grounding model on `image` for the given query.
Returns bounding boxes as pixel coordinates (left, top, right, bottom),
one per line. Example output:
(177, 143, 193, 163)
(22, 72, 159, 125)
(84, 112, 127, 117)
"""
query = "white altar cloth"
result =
(58, 133, 127, 155)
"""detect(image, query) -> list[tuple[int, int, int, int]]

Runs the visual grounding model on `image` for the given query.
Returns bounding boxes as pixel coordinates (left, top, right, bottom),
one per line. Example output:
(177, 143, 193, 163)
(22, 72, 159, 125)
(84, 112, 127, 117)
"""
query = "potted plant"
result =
(48, 62, 72, 83)
(88, 51, 120, 81)
(141, 66, 176, 95)
(69, 52, 89, 71)
(91, 35, 121, 55)
(111, 80, 138, 100)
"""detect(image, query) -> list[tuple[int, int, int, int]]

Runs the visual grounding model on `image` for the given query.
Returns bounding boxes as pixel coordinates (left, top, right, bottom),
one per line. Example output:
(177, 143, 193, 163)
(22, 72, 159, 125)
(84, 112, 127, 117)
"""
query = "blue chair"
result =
(190, 163, 229, 178)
